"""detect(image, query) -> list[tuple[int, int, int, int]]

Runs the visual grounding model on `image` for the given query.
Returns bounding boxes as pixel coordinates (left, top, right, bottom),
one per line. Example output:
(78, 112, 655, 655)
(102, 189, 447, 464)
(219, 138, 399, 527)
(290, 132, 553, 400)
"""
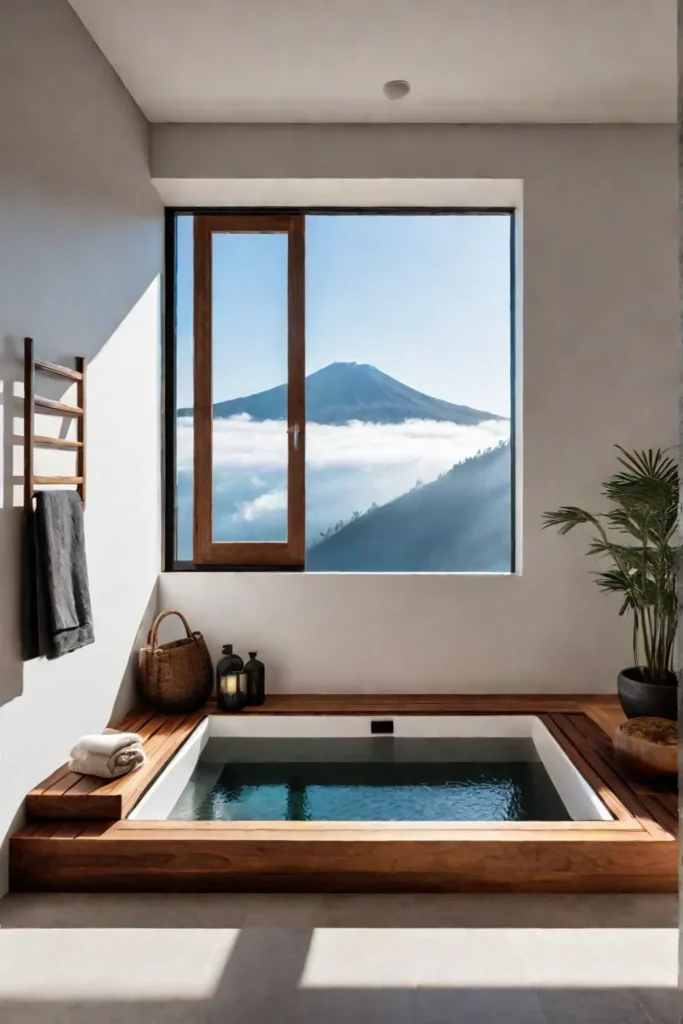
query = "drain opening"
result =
(370, 720, 394, 735)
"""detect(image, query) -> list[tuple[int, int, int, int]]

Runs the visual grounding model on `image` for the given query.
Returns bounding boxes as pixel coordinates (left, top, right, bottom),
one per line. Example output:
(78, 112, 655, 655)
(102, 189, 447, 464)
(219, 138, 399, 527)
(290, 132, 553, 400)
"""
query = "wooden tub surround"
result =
(11, 696, 678, 894)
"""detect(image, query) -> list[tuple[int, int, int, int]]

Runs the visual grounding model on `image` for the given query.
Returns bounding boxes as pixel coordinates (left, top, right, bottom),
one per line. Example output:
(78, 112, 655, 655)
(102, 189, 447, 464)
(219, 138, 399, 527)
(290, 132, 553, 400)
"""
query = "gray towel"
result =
(31, 491, 94, 659)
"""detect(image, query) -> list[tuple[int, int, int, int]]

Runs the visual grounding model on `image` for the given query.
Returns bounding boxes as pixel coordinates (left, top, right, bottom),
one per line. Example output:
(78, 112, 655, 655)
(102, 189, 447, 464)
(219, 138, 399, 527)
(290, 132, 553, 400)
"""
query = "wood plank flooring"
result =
(11, 695, 678, 894)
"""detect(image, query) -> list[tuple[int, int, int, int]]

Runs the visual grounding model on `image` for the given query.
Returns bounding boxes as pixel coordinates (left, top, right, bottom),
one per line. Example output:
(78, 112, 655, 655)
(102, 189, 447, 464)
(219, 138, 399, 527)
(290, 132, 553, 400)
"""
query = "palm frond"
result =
(541, 506, 598, 535)
(543, 446, 680, 682)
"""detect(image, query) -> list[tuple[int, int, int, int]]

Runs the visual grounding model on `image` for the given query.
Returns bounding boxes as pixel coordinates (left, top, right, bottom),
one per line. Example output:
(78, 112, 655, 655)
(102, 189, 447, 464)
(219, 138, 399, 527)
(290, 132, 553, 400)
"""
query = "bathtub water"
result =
(129, 715, 612, 823)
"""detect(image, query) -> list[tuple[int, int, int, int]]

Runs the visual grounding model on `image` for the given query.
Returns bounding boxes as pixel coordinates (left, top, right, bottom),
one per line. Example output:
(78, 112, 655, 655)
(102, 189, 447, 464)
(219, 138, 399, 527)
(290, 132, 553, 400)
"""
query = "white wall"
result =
(0, 0, 163, 892)
(156, 123, 678, 694)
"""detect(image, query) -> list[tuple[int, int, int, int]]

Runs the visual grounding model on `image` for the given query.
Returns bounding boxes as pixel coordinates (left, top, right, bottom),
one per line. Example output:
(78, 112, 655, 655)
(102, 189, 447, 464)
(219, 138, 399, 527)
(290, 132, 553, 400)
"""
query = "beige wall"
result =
(0, 0, 163, 892)
(156, 123, 678, 695)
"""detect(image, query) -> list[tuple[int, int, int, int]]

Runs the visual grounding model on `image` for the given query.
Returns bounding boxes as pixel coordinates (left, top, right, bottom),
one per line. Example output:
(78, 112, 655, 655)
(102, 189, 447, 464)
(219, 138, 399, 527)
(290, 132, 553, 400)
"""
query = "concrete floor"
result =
(0, 893, 678, 1023)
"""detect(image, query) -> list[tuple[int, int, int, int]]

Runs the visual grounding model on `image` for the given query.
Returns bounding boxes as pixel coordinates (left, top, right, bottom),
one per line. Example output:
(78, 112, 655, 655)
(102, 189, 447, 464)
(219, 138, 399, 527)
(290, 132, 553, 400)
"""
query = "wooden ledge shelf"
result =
(219, 694, 597, 715)
(12, 695, 678, 894)
(26, 709, 203, 822)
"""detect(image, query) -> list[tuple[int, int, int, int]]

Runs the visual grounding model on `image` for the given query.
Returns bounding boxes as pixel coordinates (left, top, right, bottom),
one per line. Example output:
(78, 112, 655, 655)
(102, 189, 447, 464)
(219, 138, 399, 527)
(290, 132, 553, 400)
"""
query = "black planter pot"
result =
(617, 668, 678, 721)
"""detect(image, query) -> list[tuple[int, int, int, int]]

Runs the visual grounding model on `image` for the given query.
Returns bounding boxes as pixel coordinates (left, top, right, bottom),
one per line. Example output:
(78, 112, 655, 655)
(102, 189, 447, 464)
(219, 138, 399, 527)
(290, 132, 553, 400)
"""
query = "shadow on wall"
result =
(109, 581, 160, 724)
(0, 0, 164, 707)
(0, 246, 161, 897)
(0, 302, 162, 717)
(0, 0, 165, 900)
(0, 274, 160, 718)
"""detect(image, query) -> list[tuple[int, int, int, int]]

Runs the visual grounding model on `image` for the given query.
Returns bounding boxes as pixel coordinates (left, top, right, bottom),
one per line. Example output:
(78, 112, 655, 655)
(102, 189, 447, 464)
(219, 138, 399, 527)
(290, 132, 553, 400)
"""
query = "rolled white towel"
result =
(69, 730, 146, 779)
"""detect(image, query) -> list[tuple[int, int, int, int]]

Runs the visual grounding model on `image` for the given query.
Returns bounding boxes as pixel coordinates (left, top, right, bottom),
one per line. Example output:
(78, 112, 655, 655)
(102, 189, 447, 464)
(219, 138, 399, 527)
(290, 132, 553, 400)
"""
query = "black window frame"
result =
(163, 206, 518, 573)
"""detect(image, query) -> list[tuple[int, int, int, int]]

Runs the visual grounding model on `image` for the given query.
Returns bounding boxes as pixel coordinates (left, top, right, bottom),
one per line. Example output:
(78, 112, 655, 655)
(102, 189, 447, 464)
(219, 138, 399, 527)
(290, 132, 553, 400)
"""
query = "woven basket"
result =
(139, 609, 213, 712)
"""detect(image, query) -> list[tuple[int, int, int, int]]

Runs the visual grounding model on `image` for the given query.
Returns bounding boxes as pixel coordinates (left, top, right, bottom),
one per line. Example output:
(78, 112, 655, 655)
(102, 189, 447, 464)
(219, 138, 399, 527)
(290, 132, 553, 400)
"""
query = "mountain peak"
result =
(178, 360, 503, 426)
(309, 361, 376, 375)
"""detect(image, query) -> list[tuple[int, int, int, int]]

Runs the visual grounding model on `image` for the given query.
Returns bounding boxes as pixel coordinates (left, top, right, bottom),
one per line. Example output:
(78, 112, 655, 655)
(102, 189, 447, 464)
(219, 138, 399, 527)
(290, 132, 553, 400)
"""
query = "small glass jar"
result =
(216, 644, 246, 712)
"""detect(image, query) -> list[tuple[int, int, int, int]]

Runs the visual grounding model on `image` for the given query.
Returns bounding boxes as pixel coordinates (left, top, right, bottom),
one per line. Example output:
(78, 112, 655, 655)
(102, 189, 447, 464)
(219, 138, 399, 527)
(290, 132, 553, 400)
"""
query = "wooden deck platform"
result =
(26, 709, 204, 821)
(10, 695, 678, 894)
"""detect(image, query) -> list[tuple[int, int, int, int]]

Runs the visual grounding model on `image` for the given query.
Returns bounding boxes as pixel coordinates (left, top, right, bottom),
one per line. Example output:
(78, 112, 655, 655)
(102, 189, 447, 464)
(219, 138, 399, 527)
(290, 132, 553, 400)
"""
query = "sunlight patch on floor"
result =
(299, 927, 677, 989)
(0, 928, 239, 1000)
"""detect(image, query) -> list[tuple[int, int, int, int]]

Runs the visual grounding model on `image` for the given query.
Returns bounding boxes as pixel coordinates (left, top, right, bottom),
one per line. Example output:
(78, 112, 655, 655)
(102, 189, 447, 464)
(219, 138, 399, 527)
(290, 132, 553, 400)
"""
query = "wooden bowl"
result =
(614, 717, 678, 777)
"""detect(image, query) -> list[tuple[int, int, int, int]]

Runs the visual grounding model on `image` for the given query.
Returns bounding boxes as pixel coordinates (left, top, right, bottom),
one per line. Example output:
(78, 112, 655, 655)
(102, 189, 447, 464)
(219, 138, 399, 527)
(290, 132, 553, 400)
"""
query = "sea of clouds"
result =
(176, 415, 509, 558)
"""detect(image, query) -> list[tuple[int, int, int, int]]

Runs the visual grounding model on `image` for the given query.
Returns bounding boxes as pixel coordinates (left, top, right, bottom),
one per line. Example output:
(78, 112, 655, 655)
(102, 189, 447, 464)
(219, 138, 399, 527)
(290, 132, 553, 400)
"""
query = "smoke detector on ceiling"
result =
(383, 80, 411, 100)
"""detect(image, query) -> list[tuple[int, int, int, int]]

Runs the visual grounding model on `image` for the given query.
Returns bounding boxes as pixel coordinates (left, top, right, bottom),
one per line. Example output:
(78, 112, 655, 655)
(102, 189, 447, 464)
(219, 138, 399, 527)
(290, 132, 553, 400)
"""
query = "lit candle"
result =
(221, 674, 238, 695)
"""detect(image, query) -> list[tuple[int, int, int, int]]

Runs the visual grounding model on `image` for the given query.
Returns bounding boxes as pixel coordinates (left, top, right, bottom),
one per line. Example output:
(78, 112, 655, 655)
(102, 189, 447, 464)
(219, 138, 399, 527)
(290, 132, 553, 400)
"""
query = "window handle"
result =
(288, 423, 301, 450)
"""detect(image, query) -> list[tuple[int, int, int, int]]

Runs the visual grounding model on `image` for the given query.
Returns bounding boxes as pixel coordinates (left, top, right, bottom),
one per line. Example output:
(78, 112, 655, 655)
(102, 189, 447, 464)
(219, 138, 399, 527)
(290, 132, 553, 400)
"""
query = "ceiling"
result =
(69, 0, 676, 124)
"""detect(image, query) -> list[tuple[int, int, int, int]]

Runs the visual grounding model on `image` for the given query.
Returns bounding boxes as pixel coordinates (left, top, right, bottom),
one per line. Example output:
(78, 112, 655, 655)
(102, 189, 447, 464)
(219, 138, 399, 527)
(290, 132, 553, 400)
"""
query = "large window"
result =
(168, 210, 515, 572)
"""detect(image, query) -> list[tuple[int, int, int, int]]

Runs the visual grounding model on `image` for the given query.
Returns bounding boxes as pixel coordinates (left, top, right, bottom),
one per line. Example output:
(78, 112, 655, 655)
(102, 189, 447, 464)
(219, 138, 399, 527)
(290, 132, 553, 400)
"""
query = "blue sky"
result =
(175, 213, 511, 417)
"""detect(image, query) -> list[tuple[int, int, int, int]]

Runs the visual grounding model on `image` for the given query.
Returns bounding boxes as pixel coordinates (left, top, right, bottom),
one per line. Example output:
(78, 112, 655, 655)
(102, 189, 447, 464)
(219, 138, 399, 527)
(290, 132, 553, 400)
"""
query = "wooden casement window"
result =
(193, 214, 305, 566)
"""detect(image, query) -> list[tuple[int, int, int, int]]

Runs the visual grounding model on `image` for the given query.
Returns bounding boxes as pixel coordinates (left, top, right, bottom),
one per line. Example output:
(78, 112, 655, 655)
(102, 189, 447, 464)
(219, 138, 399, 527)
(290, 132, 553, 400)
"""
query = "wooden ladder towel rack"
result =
(24, 337, 86, 510)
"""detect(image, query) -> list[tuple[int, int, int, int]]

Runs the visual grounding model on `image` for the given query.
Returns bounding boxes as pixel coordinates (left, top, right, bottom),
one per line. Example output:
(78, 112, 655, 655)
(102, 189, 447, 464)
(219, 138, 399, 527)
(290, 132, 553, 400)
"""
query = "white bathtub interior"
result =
(129, 715, 612, 823)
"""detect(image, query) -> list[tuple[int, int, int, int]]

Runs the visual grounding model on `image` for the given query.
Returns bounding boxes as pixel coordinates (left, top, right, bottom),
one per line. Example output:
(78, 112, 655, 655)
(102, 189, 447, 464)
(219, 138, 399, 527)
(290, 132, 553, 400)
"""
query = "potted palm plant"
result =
(543, 447, 679, 720)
